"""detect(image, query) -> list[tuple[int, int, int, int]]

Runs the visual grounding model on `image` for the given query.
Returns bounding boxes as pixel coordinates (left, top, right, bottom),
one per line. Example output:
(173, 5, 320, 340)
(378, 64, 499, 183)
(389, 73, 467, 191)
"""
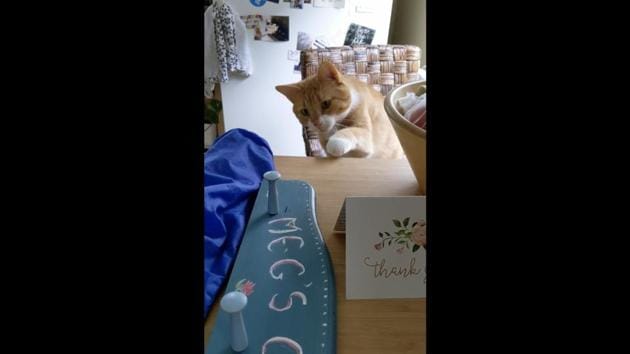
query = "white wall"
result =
(389, 0, 426, 65)
(220, 0, 393, 156)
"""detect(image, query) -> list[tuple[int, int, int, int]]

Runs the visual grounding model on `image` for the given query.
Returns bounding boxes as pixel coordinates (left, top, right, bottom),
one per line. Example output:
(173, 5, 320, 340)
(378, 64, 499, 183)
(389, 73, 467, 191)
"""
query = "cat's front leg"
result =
(326, 136, 355, 157)
(325, 128, 372, 158)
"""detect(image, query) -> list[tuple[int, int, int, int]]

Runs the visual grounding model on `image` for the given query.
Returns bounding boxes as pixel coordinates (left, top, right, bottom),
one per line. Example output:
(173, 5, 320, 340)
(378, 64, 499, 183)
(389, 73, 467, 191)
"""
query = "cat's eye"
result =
(322, 100, 331, 110)
(300, 108, 309, 116)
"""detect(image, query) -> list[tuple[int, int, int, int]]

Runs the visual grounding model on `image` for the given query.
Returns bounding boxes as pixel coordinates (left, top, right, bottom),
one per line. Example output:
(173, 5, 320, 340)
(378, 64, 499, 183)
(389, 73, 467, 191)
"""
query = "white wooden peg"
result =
(220, 291, 248, 352)
(264, 171, 281, 215)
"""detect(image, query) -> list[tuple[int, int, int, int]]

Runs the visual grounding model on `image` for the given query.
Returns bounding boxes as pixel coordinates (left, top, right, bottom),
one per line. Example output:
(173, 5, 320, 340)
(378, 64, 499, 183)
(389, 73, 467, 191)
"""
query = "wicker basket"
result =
(299, 44, 422, 157)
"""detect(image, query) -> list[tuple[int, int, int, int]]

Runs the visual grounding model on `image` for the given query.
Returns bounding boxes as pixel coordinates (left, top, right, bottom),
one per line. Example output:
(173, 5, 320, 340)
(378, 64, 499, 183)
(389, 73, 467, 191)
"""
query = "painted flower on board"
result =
(235, 279, 255, 296)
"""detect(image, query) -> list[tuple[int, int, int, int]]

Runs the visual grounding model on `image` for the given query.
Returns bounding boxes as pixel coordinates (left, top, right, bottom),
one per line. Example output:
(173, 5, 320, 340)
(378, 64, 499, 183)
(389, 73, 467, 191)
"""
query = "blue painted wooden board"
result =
(206, 177, 336, 354)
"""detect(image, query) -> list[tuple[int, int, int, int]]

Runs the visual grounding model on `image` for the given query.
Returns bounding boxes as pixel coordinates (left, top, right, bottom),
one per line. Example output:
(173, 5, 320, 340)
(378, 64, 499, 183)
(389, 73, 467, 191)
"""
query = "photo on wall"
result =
(290, 0, 304, 9)
(343, 23, 376, 46)
(255, 16, 289, 42)
(241, 15, 290, 42)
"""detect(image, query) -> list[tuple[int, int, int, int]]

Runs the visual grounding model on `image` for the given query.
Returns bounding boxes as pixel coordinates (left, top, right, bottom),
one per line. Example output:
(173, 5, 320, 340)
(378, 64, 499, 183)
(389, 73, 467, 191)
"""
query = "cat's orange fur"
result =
(276, 61, 404, 159)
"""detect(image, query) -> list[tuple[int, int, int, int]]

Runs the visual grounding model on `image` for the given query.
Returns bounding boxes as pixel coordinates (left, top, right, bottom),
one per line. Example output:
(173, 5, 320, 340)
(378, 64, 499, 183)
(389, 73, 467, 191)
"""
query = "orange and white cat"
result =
(276, 61, 404, 159)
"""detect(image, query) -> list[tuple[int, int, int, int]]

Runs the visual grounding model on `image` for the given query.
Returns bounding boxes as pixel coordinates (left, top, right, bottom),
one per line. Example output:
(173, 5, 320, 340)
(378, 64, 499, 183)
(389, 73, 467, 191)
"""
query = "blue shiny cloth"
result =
(204, 129, 274, 317)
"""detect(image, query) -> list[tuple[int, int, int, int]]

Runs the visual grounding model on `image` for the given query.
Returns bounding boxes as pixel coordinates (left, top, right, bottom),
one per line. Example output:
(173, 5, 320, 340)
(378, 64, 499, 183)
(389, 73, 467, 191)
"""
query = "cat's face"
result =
(276, 61, 353, 135)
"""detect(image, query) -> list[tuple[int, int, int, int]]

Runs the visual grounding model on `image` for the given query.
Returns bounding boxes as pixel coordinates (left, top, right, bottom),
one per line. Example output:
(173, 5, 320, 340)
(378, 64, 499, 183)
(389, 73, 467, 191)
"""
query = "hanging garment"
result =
(204, 2, 252, 94)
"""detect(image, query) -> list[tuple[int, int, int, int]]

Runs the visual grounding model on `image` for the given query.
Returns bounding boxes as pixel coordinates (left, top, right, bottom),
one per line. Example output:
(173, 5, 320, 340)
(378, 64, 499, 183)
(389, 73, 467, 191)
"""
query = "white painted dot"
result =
(324, 295, 328, 298)
(324, 279, 328, 283)
(322, 332, 326, 335)
(321, 270, 325, 274)
(321, 343, 325, 348)
(322, 323, 327, 327)
(324, 287, 328, 291)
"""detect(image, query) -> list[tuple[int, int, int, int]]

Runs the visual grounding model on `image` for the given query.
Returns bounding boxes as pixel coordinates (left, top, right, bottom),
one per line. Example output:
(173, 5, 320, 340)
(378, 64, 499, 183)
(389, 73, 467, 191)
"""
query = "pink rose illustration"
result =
(411, 220, 426, 248)
(377, 217, 425, 253)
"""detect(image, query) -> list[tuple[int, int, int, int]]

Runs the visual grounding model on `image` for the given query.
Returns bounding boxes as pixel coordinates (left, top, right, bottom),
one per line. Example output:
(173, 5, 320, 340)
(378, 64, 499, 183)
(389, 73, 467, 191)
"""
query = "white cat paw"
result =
(326, 137, 354, 157)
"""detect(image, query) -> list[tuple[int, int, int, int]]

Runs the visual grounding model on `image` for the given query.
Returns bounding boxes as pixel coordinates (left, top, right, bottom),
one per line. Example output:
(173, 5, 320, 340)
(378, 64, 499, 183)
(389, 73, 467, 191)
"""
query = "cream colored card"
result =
(345, 196, 426, 299)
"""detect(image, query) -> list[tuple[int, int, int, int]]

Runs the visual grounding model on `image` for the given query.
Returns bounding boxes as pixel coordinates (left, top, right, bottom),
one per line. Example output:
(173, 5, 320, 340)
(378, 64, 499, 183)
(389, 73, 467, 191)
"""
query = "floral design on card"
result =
(375, 218, 426, 254)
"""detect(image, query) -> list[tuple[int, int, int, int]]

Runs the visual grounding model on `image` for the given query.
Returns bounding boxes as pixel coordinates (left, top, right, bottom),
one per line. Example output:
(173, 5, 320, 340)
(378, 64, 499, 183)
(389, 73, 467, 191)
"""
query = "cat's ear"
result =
(318, 60, 342, 84)
(275, 84, 302, 103)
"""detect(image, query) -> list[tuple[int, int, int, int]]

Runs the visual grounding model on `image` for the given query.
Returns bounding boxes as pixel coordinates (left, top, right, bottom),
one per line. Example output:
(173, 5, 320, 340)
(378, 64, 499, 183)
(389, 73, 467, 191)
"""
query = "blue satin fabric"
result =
(204, 129, 274, 317)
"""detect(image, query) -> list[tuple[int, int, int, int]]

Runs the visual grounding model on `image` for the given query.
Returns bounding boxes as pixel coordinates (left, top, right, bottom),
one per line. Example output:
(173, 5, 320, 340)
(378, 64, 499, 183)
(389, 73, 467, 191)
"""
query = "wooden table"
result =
(205, 156, 425, 354)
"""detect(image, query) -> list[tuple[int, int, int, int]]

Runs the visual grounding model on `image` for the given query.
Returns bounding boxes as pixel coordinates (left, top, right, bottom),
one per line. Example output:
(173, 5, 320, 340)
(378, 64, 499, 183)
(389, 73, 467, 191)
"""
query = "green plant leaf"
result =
(378, 232, 383, 238)
(412, 221, 418, 227)
(385, 232, 390, 236)
(388, 240, 392, 246)
(204, 99, 222, 125)
(393, 219, 401, 227)
(403, 217, 410, 227)
(397, 240, 406, 244)
(412, 244, 420, 252)
(208, 99, 222, 113)
(205, 113, 217, 125)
